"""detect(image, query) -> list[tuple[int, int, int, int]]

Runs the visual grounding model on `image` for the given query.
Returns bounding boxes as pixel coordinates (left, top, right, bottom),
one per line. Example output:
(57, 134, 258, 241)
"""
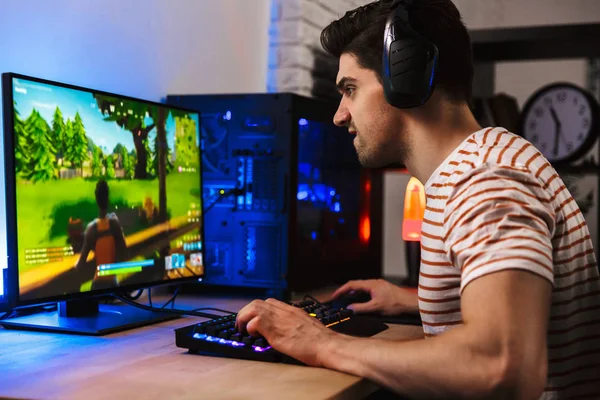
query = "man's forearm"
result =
(320, 326, 513, 399)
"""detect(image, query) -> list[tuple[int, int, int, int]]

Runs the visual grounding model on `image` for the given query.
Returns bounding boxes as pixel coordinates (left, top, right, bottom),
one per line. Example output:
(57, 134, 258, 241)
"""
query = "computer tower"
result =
(166, 93, 382, 298)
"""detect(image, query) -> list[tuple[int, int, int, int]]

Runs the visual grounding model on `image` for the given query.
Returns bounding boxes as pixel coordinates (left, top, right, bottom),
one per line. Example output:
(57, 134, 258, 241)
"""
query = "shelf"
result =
(470, 23, 600, 62)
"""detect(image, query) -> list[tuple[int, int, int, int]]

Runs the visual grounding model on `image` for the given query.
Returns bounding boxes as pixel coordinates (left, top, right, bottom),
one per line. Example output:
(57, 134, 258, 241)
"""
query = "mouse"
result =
(329, 290, 372, 310)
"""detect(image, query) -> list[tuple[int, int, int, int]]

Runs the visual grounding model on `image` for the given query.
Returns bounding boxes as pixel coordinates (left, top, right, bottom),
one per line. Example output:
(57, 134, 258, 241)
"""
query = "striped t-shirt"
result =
(420, 127, 600, 399)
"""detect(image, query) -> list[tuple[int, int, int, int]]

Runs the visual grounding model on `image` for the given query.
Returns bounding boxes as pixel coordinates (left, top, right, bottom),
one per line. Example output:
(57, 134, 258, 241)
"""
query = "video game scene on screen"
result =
(11, 78, 204, 301)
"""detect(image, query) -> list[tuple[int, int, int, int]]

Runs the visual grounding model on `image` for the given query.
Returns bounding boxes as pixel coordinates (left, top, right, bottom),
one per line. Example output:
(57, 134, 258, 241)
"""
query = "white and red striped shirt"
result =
(420, 127, 600, 399)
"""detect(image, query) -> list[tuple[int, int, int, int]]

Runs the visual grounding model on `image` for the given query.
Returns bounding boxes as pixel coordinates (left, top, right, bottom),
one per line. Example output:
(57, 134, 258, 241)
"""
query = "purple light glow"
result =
(253, 346, 273, 352)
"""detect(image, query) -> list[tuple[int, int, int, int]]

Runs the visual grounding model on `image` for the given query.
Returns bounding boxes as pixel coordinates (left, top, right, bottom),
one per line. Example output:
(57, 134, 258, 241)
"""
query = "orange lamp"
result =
(401, 176, 425, 287)
(402, 177, 425, 241)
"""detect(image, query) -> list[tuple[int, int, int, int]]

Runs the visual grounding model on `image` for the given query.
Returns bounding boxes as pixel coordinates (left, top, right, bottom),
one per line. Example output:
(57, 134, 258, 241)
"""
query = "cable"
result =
(0, 310, 14, 320)
(113, 293, 222, 319)
(119, 289, 144, 301)
(0, 303, 57, 320)
(128, 289, 144, 300)
(203, 188, 244, 215)
(303, 294, 323, 305)
(161, 287, 180, 309)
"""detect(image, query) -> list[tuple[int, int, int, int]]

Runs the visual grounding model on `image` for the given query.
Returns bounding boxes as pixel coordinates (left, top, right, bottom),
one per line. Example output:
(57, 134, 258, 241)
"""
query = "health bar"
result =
(97, 259, 154, 271)
(97, 266, 142, 276)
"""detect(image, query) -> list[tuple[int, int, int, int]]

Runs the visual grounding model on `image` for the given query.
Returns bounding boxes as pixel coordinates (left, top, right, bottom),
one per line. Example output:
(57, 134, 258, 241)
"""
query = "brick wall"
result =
(267, 0, 370, 100)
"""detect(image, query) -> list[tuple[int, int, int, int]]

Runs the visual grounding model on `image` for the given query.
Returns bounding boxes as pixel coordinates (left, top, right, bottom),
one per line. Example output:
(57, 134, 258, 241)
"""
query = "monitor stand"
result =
(0, 297, 179, 335)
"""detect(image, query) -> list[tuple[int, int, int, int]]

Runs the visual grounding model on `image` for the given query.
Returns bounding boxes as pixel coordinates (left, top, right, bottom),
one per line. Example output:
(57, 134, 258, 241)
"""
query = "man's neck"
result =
(99, 210, 107, 219)
(403, 100, 482, 185)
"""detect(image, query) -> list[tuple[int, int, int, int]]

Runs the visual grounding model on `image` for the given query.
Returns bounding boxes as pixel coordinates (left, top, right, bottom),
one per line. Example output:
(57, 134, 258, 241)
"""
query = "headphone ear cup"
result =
(383, 36, 438, 108)
(382, 3, 439, 109)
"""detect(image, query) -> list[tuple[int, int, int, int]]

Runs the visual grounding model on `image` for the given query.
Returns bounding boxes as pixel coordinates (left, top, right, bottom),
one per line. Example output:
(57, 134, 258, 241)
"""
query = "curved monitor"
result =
(2, 73, 204, 310)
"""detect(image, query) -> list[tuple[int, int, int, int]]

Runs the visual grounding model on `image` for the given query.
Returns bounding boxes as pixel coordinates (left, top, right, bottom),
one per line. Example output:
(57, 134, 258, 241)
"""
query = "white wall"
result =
(268, 0, 368, 96)
(0, 0, 271, 294)
(383, 0, 600, 279)
(454, 0, 600, 108)
(454, 0, 600, 29)
(383, 170, 412, 280)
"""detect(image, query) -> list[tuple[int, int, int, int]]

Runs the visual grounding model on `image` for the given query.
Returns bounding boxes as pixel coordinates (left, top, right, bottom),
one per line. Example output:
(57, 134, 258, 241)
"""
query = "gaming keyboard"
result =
(175, 299, 388, 363)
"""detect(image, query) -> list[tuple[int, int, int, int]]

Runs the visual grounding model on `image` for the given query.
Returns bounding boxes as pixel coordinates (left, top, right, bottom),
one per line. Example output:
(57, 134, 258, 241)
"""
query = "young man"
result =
(236, 1, 600, 398)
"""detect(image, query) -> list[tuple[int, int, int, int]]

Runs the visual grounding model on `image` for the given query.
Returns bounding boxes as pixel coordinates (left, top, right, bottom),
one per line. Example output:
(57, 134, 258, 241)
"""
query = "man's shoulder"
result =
(469, 127, 546, 169)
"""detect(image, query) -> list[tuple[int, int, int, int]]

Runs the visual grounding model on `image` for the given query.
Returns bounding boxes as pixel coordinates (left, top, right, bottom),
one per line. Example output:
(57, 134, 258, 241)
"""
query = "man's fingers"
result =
(331, 280, 369, 300)
(264, 297, 290, 310)
(235, 299, 263, 332)
(246, 316, 263, 337)
(348, 301, 377, 314)
(331, 282, 357, 299)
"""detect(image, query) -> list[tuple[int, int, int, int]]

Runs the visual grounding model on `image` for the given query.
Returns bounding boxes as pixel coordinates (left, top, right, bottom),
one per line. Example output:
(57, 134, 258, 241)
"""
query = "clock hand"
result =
(550, 106, 571, 151)
(550, 106, 561, 157)
(550, 106, 561, 127)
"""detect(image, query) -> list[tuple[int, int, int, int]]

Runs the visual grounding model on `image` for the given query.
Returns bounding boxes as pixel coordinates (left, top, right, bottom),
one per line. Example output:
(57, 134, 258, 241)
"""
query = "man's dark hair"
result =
(95, 179, 109, 210)
(320, 0, 473, 104)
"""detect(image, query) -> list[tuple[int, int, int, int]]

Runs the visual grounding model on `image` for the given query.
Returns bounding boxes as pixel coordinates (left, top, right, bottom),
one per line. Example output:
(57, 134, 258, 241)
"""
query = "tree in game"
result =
(51, 106, 66, 165)
(113, 143, 126, 159)
(121, 147, 135, 179)
(91, 145, 104, 177)
(23, 109, 58, 182)
(127, 149, 137, 179)
(13, 101, 30, 175)
(153, 130, 173, 176)
(174, 116, 200, 169)
(69, 112, 89, 176)
(143, 137, 155, 177)
(105, 154, 116, 179)
(63, 119, 74, 167)
(93, 94, 192, 222)
(94, 95, 155, 180)
(119, 146, 134, 179)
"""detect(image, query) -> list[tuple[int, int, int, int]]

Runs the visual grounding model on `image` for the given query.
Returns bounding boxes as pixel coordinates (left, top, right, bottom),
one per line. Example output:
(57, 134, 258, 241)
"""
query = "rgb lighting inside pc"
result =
(1, 74, 204, 333)
(296, 118, 360, 244)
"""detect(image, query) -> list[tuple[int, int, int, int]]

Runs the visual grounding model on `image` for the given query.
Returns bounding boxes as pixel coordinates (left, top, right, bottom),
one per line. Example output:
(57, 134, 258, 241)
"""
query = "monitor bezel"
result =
(2, 72, 205, 308)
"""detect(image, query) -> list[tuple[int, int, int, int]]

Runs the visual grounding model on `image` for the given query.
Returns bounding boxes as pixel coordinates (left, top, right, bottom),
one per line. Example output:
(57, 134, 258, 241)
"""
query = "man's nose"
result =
(333, 104, 350, 127)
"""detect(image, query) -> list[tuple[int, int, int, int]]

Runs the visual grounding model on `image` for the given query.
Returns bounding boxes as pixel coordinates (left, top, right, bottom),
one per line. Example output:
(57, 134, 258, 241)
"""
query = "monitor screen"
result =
(3, 74, 204, 305)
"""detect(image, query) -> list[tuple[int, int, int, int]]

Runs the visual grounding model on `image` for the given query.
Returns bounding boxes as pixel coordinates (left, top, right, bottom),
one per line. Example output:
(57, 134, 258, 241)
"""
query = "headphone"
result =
(382, 0, 439, 109)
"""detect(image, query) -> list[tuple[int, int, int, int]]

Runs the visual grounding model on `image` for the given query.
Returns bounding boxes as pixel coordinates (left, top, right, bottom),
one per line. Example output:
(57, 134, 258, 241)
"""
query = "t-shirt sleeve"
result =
(443, 163, 557, 293)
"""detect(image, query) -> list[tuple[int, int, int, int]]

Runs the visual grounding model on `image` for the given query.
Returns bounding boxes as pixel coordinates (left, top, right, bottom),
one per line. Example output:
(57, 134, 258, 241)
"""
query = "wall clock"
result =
(520, 82, 600, 165)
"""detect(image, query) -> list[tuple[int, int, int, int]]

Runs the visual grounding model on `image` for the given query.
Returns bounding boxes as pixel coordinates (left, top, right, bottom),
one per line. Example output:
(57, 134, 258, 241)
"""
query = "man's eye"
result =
(345, 87, 355, 95)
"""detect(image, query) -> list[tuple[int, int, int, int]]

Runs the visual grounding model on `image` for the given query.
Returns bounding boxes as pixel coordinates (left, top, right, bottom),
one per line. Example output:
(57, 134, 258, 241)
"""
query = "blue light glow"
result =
(224, 110, 232, 121)
(193, 333, 249, 348)
(298, 118, 308, 126)
(330, 190, 335, 196)
(334, 202, 341, 212)
(297, 191, 308, 200)
(311, 232, 317, 240)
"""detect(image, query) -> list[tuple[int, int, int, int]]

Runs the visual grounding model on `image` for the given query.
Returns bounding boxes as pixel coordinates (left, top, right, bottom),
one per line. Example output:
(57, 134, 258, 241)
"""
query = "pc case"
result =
(166, 93, 382, 298)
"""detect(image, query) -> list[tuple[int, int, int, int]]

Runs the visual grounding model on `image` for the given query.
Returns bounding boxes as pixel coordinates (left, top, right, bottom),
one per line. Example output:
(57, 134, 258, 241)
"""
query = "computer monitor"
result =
(0, 73, 204, 334)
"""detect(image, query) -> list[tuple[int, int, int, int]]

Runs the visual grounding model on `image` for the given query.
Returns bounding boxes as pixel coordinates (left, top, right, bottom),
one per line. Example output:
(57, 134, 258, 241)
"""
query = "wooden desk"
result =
(0, 295, 424, 400)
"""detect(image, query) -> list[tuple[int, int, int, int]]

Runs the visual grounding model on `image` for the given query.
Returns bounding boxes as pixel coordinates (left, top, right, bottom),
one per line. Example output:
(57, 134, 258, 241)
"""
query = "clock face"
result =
(521, 83, 599, 165)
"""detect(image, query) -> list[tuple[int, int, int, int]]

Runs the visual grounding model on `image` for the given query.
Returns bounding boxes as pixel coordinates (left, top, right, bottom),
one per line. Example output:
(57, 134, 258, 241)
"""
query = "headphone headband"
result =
(382, 0, 439, 108)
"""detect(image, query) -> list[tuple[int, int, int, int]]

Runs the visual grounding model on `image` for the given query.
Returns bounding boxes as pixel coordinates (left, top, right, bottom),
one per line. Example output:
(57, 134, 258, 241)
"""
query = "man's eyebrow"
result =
(336, 77, 357, 92)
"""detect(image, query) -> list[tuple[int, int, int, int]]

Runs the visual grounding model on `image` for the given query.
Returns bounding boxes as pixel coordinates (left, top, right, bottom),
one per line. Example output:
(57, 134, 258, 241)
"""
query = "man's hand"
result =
(331, 279, 418, 316)
(235, 298, 339, 366)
